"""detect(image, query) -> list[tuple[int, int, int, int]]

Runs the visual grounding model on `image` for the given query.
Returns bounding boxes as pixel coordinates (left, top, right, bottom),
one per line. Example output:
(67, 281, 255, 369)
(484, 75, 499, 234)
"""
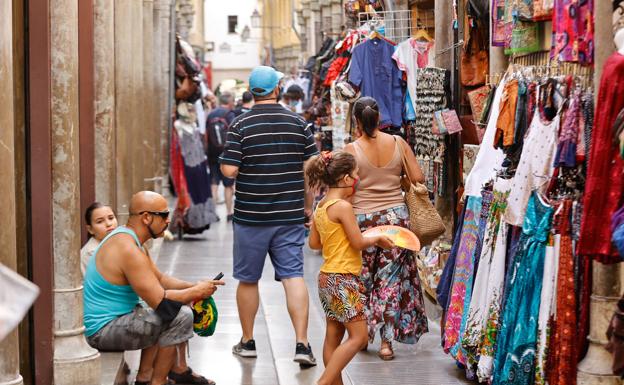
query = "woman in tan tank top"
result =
(344, 96, 428, 360)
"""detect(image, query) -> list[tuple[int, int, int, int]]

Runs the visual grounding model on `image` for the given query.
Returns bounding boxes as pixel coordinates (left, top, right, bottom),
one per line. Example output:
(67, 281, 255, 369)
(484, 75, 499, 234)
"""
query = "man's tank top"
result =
(351, 139, 405, 215)
(83, 226, 141, 337)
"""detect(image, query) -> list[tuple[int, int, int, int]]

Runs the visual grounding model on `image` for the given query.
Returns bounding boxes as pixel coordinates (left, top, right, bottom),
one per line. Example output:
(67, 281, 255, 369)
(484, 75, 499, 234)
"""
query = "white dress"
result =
(534, 234, 561, 385)
(464, 78, 508, 198)
(504, 107, 560, 226)
(459, 178, 512, 380)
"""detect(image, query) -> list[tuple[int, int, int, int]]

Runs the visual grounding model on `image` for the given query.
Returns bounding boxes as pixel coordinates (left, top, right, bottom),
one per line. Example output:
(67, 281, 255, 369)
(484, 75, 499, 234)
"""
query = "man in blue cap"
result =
(220, 66, 318, 366)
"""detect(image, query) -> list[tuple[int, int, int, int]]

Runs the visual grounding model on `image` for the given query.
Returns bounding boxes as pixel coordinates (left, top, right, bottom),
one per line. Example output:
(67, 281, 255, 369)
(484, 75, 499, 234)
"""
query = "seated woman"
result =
(80, 202, 118, 276)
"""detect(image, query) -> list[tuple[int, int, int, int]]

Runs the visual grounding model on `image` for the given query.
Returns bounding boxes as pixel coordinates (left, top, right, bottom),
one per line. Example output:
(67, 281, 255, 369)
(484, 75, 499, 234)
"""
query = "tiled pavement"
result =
(142, 203, 471, 385)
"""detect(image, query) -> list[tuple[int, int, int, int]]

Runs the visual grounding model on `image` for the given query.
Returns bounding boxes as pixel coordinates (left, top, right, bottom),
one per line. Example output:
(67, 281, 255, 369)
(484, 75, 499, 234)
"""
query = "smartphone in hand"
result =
(213, 272, 224, 281)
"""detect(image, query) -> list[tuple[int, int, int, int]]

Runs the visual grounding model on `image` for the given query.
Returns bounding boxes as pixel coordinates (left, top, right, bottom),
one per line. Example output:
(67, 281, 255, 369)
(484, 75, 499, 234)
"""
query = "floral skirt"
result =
(356, 205, 429, 344)
(318, 272, 367, 323)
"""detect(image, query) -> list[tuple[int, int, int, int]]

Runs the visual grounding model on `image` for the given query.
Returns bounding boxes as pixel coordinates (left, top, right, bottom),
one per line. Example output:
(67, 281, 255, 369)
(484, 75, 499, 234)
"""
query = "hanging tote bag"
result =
(460, 18, 488, 87)
(394, 137, 446, 246)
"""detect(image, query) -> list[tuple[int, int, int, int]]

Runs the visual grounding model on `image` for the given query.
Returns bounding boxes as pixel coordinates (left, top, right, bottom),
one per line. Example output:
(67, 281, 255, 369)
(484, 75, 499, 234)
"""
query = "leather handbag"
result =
(395, 137, 446, 246)
(460, 18, 488, 87)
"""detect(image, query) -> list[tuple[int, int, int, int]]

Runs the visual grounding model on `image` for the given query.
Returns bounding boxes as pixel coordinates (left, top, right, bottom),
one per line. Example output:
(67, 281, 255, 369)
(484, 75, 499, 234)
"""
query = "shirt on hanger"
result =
(349, 38, 404, 128)
(393, 38, 435, 116)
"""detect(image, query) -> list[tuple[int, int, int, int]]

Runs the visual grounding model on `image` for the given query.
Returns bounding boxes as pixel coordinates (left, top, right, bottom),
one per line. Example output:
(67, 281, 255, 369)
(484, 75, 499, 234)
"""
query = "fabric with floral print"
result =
(356, 205, 429, 344)
(462, 179, 512, 374)
(318, 272, 367, 323)
(442, 196, 483, 364)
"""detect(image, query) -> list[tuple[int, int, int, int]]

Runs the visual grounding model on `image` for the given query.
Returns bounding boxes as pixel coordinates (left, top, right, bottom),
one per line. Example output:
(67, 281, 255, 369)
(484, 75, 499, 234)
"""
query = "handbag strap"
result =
(393, 135, 414, 185)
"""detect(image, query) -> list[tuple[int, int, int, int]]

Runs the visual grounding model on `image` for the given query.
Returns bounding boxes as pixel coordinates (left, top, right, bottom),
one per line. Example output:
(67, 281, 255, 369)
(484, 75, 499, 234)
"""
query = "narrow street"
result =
(153, 203, 470, 385)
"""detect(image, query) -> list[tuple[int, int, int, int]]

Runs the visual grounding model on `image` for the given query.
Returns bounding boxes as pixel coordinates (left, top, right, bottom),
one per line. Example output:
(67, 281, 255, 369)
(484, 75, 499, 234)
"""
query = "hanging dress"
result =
(443, 196, 483, 364)
(493, 192, 554, 385)
(534, 229, 560, 385)
(548, 199, 578, 385)
(462, 178, 512, 372)
(476, 200, 511, 382)
(579, 52, 624, 264)
(504, 101, 560, 227)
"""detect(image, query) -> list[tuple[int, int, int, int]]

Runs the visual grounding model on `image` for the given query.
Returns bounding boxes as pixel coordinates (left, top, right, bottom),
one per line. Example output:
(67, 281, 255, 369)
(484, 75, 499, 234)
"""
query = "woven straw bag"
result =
(395, 137, 446, 246)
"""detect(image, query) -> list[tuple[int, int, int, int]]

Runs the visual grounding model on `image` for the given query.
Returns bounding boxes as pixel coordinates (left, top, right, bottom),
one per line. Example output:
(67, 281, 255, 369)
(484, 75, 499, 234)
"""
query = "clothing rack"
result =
(510, 51, 594, 88)
(358, 10, 413, 43)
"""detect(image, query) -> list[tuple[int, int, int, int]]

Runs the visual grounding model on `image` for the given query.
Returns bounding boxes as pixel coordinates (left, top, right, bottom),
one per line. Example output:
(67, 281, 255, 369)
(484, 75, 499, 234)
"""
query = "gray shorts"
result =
(86, 304, 193, 351)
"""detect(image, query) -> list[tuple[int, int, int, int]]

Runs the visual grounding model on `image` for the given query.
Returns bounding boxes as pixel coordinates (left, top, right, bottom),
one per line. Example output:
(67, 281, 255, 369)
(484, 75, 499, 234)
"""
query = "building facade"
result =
(0, 0, 176, 383)
(204, 0, 261, 90)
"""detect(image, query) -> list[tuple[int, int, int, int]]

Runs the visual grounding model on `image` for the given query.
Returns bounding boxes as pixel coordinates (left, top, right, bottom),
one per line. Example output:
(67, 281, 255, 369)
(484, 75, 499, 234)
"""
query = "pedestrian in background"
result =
(233, 91, 254, 117)
(206, 92, 236, 220)
(344, 96, 429, 360)
(220, 66, 319, 366)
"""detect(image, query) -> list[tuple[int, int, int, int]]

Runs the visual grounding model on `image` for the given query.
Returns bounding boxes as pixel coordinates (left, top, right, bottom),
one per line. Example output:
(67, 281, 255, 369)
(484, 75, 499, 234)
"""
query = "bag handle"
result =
(393, 135, 414, 187)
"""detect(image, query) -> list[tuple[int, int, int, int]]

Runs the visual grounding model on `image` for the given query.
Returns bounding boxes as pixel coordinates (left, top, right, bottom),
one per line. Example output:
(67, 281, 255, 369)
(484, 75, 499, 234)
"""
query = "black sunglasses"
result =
(133, 210, 170, 219)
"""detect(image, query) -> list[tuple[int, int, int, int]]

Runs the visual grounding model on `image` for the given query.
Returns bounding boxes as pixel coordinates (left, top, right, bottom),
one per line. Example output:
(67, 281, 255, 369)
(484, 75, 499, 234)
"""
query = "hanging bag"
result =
(394, 137, 446, 246)
(460, 18, 488, 87)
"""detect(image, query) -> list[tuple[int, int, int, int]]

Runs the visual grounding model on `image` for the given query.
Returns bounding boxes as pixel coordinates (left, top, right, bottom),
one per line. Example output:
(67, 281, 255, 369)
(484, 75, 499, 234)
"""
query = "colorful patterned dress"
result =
(493, 192, 554, 385)
(442, 196, 483, 364)
(356, 205, 429, 344)
(461, 179, 512, 376)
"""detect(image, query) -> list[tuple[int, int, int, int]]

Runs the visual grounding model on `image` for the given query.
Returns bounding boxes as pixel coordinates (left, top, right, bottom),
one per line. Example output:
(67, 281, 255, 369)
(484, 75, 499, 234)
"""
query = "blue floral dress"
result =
(493, 192, 554, 384)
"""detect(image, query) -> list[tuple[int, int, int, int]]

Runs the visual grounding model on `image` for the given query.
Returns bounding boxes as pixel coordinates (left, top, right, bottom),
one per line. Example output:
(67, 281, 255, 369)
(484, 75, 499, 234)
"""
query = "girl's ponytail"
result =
(305, 151, 357, 190)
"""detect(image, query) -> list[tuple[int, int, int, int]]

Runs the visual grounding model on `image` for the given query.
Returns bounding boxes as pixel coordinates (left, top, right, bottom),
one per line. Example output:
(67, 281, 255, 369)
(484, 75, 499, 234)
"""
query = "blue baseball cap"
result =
(249, 66, 284, 96)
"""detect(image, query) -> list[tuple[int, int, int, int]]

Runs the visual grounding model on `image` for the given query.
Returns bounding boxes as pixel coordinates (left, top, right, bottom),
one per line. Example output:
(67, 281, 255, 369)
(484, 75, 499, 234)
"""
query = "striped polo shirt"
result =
(219, 103, 319, 226)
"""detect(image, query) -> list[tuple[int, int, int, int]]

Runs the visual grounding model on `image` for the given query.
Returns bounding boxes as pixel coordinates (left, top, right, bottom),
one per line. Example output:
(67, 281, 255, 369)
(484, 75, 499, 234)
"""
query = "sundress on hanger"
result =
(464, 77, 507, 198)
(461, 178, 512, 372)
(443, 196, 483, 364)
(504, 99, 560, 227)
(476, 205, 510, 382)
(493, 192, 554, 385)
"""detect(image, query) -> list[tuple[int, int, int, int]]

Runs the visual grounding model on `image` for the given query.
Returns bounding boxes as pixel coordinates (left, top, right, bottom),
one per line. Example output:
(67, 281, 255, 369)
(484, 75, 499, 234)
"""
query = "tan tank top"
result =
(351, 139, 405, 215)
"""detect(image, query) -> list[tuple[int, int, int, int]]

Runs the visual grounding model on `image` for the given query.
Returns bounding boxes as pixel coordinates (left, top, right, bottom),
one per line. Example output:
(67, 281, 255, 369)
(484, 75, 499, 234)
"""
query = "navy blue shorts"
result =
(233, 223, 305, 283)
(209, 163, 235, 188)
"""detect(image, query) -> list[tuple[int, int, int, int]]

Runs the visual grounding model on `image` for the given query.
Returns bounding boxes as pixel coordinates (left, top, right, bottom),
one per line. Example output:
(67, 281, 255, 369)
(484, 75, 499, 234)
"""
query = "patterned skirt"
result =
(356, 205, 429, 344)
(318, 272, 367, 323)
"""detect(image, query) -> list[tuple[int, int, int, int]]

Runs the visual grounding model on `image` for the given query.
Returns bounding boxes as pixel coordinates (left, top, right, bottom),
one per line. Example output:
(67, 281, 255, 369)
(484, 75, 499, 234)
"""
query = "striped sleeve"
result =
(302, 123, 319, 160)
(219, 123, 242, 166)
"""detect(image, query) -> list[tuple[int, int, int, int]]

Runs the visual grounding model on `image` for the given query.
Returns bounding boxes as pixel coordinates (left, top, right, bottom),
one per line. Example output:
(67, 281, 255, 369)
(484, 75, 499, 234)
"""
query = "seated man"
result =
(83, 191, 224, 385)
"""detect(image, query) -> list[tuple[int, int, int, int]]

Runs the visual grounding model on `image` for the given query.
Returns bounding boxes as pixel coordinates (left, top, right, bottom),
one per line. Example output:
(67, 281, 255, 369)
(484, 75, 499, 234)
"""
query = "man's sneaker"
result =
(294, 342, 317, 366)
(232, 338, 257, 358)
